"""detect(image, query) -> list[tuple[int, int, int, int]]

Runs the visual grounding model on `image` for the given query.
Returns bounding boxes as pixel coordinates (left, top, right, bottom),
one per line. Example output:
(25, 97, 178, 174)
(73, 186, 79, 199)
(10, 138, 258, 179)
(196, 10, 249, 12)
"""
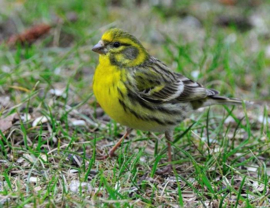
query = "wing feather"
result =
(132, 56, 218, 103)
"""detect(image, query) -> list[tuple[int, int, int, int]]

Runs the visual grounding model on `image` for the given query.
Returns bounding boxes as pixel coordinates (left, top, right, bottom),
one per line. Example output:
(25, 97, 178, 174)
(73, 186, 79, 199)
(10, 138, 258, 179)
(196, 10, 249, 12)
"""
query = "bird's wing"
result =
(132, 57, 217, 103)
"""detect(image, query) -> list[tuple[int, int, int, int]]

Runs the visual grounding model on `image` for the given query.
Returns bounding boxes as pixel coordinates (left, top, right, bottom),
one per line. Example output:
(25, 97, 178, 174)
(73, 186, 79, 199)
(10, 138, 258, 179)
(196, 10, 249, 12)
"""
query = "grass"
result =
(0, 0, 270, 207)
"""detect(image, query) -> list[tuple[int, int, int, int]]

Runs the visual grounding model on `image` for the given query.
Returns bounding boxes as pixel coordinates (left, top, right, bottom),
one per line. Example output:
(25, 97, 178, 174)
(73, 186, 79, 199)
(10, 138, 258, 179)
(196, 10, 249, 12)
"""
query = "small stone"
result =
(69, 180, 92, 193)
(71, 120, 86, 126)
(32, 116, 48, 127)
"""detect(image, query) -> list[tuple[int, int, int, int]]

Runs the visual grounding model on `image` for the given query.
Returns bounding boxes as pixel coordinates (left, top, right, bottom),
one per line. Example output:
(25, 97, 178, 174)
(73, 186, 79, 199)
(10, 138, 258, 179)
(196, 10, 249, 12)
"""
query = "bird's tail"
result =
(203, 89, 252, 107)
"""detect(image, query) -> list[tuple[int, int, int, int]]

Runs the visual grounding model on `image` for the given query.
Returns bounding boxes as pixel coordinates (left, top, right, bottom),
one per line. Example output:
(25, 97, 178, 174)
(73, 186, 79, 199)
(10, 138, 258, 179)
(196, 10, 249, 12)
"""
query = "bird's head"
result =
(92, 28, 149, 67)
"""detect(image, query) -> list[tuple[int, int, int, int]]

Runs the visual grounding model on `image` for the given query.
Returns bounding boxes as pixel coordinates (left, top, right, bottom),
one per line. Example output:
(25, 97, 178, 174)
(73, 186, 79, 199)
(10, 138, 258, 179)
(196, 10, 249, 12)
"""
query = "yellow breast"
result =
(93, 56, 124, 122)
(93, 55, 169, 132)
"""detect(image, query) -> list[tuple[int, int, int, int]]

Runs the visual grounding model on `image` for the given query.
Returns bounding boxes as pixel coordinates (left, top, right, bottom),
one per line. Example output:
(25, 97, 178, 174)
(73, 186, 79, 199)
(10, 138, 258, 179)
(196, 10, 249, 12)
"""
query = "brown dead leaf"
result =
(6, 23, 51, 46)
(219, 0, 236, 6)
(0, 113, 19, 133)
(219, 0, 261, 6)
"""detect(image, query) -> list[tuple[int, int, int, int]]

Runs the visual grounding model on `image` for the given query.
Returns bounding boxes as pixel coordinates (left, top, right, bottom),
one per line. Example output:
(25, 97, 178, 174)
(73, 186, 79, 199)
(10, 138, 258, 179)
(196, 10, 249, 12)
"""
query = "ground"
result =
(0, 0, 270, 207)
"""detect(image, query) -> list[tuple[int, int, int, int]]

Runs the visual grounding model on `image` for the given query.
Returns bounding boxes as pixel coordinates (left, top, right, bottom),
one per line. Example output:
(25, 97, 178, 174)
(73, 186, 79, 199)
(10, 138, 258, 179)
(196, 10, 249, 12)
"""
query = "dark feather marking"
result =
(149, 65, 161, 75)
(126, 91, 137, 105)
(118, 99, 127, 112)
(117, 87, 124, 98)
(156, 106, 181, 115)
(151, 117, 166, 125)
(148, 79, 155, 84)
(137, 75, 144, 80)
(154, 60, 177, 80)
(123, 47, 138, 60)
(109, 54, 118, 66)
(166, 120, 176, 125)
(118, 98, 170, 124)
(124, 81, 182, 115)
(176, 119, 184, 123)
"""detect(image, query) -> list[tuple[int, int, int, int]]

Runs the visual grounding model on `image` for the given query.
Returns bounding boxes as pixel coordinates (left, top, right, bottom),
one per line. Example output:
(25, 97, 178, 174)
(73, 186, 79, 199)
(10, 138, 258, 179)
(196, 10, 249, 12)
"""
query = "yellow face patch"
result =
(101, 28, 124, 42)
(101, 30, 114, 42)
(101, 28, 136, 45)
(99, 28, 149, 67)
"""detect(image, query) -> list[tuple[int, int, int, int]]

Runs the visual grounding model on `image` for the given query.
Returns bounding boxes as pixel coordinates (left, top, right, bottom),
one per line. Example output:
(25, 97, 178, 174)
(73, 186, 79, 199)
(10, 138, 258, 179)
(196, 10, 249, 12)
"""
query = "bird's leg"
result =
(156, 131, 173, 174)
(165, 131, 173, 169)
(97, 128, 133, 160)
(108, 127, 133, 157)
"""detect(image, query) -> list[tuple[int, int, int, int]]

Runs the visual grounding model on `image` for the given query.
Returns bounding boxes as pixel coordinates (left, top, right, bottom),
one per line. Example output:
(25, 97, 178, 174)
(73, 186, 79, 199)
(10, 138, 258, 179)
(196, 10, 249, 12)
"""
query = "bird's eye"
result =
(113, 42, 121, 48)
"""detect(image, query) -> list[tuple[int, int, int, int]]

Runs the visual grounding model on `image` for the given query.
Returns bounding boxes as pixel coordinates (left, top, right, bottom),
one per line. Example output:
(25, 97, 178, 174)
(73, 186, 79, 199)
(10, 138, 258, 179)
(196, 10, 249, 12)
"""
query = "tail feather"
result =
(205, 95, 243, 106)
(206, 89, 219, 96)
(204, 88, 253, 107)
(191, 89, 252, 109)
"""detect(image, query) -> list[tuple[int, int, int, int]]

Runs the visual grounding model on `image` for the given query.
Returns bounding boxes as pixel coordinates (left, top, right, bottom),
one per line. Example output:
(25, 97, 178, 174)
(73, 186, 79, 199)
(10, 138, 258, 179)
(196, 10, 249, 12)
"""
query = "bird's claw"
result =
(96, 152, 117, 160)
(155, 165, 172, 175)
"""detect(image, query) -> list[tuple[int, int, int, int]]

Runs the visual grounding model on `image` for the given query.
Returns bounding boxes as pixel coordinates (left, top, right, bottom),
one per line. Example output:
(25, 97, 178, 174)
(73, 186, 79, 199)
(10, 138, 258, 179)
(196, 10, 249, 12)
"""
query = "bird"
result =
(92, 28, 242, 172)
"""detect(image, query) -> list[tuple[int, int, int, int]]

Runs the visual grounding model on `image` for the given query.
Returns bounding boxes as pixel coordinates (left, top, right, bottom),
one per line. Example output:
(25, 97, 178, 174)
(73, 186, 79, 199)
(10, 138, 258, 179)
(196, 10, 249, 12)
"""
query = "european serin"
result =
(92, 28, 242, 171)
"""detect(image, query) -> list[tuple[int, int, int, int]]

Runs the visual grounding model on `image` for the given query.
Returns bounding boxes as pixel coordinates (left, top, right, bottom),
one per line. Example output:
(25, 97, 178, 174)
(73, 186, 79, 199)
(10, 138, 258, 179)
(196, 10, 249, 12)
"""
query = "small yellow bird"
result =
(92, 28, 242, 171)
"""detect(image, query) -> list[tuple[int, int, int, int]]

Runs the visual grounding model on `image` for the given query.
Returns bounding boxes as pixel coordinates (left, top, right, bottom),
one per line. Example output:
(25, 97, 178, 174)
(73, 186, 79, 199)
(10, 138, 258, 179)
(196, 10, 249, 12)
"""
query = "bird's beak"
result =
(92, 40, 106, 54)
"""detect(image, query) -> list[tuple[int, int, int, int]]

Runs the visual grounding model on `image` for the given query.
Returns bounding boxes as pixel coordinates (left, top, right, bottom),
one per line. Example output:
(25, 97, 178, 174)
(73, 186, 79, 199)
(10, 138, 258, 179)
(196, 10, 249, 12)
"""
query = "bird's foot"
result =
(96, 151, 117, 160)
(155, 164, 172, 175)
(96, 154, 108, 160)
(96, 128, 132, 160)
